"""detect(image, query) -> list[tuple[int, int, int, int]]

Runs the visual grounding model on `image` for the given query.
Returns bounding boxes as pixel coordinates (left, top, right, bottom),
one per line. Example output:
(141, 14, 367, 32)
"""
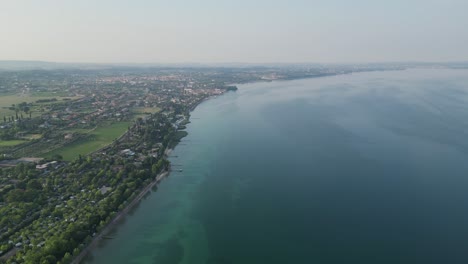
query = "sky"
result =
(1, 0, 468, 64)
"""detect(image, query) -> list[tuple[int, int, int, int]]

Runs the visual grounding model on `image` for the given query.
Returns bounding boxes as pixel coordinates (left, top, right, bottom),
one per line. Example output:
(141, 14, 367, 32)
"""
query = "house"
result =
(121, 149, 135, 156)
(99, 186, 112, 195)
(36, 161, 58, 170)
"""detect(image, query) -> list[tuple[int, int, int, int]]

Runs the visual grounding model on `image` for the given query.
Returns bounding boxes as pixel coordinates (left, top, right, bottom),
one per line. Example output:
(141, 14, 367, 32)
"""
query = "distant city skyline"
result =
(1, 0, 468, 64)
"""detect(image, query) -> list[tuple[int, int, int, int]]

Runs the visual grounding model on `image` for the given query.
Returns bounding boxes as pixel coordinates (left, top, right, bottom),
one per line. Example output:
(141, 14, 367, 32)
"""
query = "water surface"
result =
(86, 69, 468, 264)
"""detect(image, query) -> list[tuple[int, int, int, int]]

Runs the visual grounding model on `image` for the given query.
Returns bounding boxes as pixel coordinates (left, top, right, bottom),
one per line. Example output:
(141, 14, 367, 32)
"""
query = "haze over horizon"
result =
(1, 0, 468, 64)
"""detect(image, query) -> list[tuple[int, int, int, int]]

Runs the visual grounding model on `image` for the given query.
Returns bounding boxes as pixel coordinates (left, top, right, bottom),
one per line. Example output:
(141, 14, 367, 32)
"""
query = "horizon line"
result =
(1, 59, 468, 65)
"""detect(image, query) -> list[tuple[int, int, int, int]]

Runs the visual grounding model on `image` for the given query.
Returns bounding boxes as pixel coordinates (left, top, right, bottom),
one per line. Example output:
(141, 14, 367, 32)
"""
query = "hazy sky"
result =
(1, 0, 468, 63)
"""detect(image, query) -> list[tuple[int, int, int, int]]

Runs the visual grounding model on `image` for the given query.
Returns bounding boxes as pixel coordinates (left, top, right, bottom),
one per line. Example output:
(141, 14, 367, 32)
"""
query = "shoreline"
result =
(72, 93, 223, 263)
(70, 72, 366, 263)
(71, 71, 382, 263)
(1, 69, 414, 263)
(72, 169, 170, 264)
(72, 93, 221, 263)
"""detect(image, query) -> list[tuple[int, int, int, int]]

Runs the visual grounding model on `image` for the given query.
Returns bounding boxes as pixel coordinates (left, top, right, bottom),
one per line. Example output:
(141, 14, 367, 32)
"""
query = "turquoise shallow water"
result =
(86, 69, 468, 264)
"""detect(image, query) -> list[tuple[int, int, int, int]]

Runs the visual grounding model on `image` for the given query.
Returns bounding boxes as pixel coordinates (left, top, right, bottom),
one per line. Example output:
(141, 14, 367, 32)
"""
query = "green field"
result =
(0, 94, 80, 117)
(0, 95, 59, 107)
(45, 122, 131, 161)
(132, 107, 161, 120)
(22, 134, 42, 140)
(133, 107, 161, 114)
(30, 91, 71, 97)
(0, 140, 28, 147)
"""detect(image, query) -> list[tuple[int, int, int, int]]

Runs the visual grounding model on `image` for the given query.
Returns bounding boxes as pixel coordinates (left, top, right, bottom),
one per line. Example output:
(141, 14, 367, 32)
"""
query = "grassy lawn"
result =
(22, 134, 42, 140)
(30, 91, 71, 97)
(0, 94, 80, 117)
(133, 107, 161, 115)
(0, 95, 45, 117)
(0, 95, 56, 106)
(0, 140, 28, 147)
(63, 128, 94, 134)
(44, 122, 131, 161)
(132, 107, 161, 120)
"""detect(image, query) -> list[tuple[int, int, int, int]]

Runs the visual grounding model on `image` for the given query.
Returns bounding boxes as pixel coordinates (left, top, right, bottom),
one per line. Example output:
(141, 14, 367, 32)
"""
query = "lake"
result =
(85, 69, 468, 264)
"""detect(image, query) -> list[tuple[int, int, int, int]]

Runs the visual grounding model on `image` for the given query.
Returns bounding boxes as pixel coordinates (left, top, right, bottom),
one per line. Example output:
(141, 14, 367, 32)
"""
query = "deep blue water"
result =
(86, 69, 468, 264)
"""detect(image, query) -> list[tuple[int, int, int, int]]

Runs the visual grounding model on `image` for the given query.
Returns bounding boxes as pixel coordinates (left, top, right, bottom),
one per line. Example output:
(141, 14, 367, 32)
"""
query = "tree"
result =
(51, 154, 63, 161)
(40, 255, 57, 264)
(44, 237, 68, 259)
(27, 179, 43, 190)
